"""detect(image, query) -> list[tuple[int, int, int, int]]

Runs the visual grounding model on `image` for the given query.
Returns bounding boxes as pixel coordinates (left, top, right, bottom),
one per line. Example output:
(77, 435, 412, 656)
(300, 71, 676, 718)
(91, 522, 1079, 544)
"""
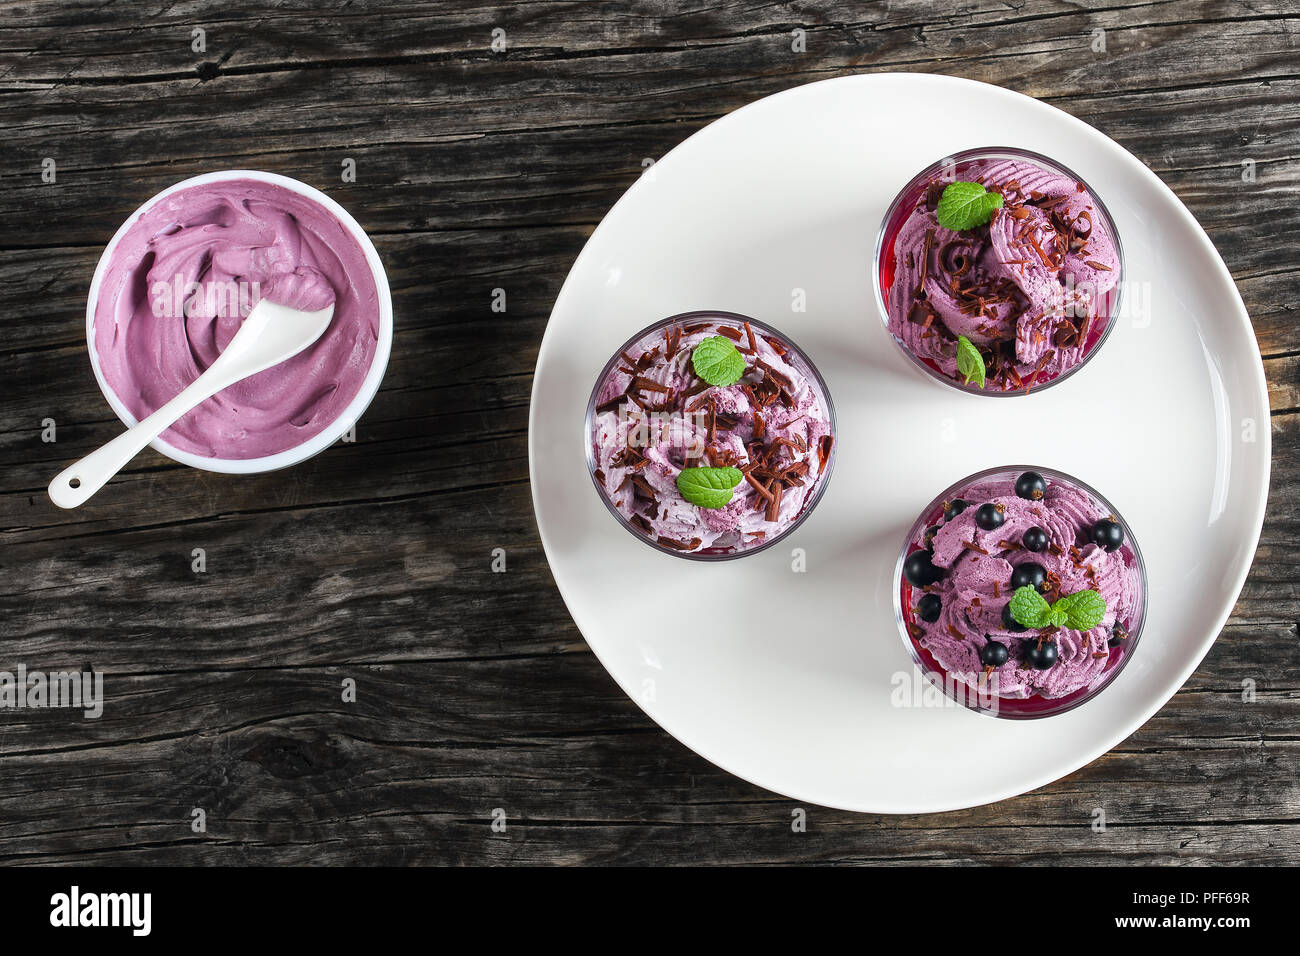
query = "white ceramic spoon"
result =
(49, 299, 335, 509)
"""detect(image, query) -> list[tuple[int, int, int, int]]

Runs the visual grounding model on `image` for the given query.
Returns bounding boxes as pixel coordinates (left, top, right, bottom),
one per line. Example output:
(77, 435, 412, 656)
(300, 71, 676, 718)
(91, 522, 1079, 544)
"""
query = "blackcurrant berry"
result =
(980, 640, 1009, 667)
(917, 593, 942, 623)
(1015, 471, 1046, 500)
(1091, 517, 1124, 552)
(1001, 602, 1027, 633)
(1024, 637, 1058, 670)
(1022, 526, 1048, 552)
(975, 502, 1005, 531)
(903, 549, 942, 587)
(943, 498, 969, 521)
(1009, 562, 1047, 593)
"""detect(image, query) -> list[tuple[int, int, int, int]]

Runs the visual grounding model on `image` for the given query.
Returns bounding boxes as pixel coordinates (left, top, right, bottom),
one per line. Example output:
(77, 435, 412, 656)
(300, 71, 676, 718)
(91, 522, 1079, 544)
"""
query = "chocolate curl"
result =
(764, 481, 785, 523)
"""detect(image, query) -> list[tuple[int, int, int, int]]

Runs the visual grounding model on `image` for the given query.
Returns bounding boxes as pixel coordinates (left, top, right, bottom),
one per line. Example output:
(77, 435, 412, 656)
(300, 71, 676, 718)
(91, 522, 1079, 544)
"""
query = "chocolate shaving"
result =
(656, 535, 702, 551)
(908, 299, 935, 325)
(917, 228, 934, 295)
(630, 375, 668, 394)
(817, 435, 833, 470)
(744, 472, 775, 502)
(610, 446, 646, 468)
(1079, 311, 1094, 345)
(628, 473, 656, 497)
(715, 325, 743, 341)
(1053, 323, 1081, 348)
(664, 325, 682, 360)
(681, 380, 711, 400)
(764, 481, 785, 522)
(755, 357, 793, 391)
(1026, 349, 1055, 389)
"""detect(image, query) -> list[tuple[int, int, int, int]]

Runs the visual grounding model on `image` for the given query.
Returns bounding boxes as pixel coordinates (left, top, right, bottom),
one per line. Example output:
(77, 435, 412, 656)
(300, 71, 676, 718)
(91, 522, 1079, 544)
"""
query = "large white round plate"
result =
(528, 73, 1270, 813)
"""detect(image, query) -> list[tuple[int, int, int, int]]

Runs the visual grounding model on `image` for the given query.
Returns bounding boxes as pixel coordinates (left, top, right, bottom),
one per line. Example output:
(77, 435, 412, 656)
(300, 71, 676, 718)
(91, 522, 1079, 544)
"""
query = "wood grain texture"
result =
(0, 0, 1297, 865)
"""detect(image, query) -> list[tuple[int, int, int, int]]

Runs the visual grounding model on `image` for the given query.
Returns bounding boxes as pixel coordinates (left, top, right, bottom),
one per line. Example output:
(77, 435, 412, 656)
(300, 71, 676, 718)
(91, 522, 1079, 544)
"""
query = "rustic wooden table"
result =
(1, 1, 1295, 865)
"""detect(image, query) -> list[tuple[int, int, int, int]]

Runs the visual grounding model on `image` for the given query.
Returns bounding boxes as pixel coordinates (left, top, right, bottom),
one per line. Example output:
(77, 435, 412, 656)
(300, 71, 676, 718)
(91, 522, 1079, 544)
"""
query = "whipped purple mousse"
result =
(92, 178, 380, 459)
(903, 472, 1139, 700)
(885, 156, 1120, 390)
(590, 317, 834, 555)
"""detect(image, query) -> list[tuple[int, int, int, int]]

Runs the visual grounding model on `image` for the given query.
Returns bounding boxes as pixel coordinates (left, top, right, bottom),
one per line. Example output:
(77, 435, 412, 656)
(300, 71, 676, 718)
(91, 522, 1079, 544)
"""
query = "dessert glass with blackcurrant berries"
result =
(894, 465, 1146, 718)
(875, 147, 1124, 395)
(586, 311, 836, 560)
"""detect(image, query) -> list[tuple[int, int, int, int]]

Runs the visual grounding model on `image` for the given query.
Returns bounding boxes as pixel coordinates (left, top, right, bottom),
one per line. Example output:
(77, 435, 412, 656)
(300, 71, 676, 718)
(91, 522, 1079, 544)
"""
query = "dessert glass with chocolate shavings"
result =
(895, 465, 1147, 718)
(875, 147, 1124, 395)
(586, 311, 836, 560)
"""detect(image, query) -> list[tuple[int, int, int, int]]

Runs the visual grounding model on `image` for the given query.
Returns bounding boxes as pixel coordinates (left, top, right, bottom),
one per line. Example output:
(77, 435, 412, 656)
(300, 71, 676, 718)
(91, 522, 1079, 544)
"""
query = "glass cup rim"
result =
(873, 146, 1126, 398)
(892, 463, 1148, 719)
(584, 309, 837, 561)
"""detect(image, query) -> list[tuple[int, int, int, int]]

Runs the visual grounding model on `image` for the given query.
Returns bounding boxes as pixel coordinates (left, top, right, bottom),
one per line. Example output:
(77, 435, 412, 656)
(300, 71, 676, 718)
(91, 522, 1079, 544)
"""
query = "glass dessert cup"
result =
(585, 310, 836, 561)
(894, 465, 1146, 719)
(874, 147, 1125, 396)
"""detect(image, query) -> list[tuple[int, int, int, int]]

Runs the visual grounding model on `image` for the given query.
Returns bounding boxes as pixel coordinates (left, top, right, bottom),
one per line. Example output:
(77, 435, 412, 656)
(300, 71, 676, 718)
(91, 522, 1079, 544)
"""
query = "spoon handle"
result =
(47, 374, 229, 509)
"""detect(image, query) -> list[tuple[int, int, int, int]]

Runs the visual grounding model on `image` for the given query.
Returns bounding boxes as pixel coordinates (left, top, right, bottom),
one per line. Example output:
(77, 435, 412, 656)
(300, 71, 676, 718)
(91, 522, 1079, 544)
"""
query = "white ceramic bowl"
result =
(85, 169, 393, 474)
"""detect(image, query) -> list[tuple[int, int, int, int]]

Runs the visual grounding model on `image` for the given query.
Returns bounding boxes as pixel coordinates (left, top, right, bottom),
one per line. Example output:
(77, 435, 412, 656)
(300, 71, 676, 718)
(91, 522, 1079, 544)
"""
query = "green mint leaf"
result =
(935, 181, 1004, 231)
(1054, 589, 1107, 631)
(691, 336, 747, 387)
(676, 465, 744, 509)
(1008, 585, 1050, 629)
(955, 334, 986, 388)
(1047, 606, 1068, 628)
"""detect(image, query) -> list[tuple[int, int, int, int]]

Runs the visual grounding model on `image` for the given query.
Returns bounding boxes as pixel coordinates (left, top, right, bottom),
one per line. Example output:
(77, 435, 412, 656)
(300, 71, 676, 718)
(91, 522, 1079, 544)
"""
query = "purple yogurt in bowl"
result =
(876, 147, 1123, 395)
(895, 466, 1146, 718)
(86, 170, 392, 474)
(586, 311, 836, 560)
